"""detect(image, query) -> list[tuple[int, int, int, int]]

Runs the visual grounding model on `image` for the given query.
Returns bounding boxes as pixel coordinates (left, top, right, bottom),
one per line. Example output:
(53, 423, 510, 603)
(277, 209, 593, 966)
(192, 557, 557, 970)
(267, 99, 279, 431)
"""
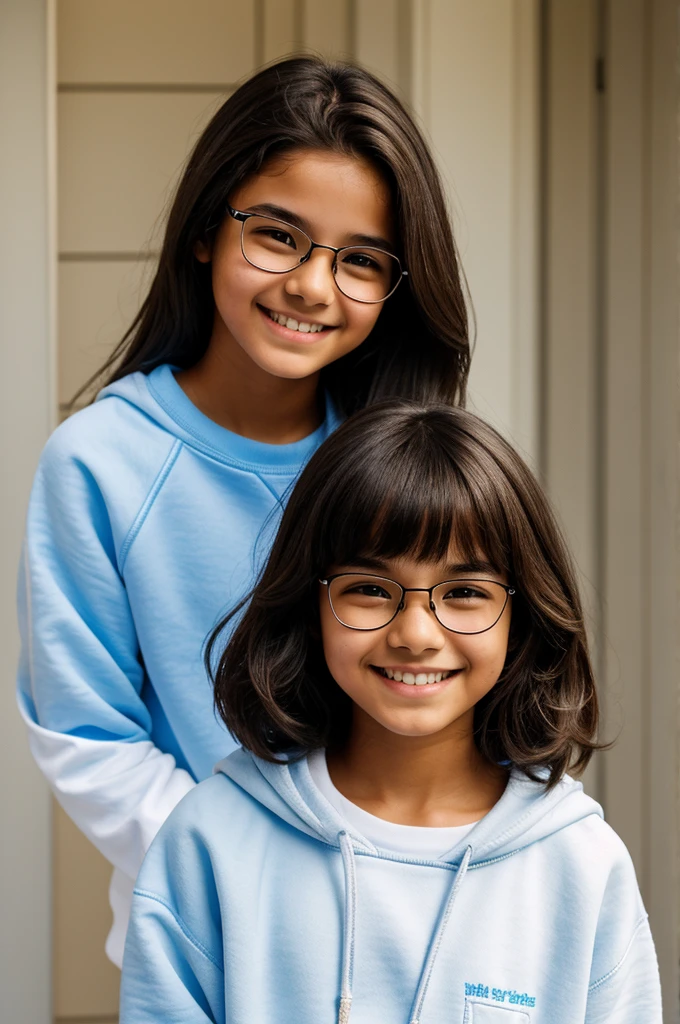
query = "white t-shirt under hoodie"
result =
(307, 749, 477, 858)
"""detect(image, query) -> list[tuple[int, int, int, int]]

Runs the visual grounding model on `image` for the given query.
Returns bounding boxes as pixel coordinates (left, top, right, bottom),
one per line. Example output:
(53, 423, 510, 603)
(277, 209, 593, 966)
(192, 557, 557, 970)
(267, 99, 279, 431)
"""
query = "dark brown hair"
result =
(208, 402, 602, 789)
(77, 56, 470, 414)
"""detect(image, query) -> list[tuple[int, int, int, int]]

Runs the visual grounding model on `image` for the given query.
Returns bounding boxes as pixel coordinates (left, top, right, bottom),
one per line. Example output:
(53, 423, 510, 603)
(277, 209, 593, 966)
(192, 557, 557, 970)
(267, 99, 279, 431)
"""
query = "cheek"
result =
(320, 604, 371, 690)
(349, 302, 382, 339)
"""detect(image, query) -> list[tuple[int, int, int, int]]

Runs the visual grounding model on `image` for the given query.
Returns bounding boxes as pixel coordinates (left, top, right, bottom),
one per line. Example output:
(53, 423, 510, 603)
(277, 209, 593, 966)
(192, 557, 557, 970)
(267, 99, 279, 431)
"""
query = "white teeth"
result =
(379, 667, 454, 685)
(267, 309, 326, 333)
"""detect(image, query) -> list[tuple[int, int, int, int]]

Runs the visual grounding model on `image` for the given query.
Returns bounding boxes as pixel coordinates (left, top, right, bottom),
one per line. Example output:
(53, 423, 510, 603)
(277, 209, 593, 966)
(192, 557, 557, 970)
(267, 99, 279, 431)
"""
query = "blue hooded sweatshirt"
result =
(120, 748, 661, 1024)
(16, 364, 339, 963)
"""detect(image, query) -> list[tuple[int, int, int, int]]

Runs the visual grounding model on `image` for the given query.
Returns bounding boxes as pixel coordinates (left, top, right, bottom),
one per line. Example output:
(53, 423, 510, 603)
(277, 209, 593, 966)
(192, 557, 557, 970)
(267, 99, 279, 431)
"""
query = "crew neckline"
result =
(307, 750, 479, 858)
(146, 364, 339, 470)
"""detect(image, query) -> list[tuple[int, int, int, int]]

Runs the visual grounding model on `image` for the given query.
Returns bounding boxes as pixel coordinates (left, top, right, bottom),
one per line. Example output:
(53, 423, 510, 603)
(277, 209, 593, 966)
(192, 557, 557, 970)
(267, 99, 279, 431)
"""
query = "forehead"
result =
(231, 148, 394, 243)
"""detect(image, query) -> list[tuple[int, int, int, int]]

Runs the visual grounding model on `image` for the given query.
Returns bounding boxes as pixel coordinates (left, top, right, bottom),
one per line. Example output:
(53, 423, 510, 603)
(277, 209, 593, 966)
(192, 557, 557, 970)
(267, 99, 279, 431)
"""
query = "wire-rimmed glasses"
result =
(227, 205, 407, 303)
(319, 573, 515, 635)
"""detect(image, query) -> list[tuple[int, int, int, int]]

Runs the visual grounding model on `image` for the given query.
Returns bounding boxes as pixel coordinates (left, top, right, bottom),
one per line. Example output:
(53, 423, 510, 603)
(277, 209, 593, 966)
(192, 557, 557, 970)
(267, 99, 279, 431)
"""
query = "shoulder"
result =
(34, 376, 180, 526)
(43, 379, 174, 473)
(149, 773, 258, 853)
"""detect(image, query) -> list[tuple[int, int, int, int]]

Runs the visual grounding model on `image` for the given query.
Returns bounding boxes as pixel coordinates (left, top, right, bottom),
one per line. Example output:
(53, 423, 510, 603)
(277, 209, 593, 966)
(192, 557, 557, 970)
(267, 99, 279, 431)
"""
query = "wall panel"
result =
(263, 0, 298, 61)
(303, 0, 351, 58)
(412, 0, 540, 463)
(58, 0, 255, 84)
(58, 92, 227, 254)
(58, 260, 154, 407)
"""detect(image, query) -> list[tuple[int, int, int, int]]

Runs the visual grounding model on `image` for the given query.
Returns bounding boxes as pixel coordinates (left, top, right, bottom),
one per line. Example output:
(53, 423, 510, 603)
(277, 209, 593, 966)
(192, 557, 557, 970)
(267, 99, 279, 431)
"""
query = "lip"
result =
(258, 304, 337, 343)
(370, 665, 462, 694)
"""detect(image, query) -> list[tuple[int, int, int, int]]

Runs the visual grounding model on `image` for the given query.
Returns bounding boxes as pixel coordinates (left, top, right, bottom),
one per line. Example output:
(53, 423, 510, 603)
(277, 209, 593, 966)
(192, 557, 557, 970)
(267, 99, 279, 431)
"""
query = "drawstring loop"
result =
(338, 831, 358, 1024)
(336, 832, 472, 1024)
(408, 845, 473, 1024)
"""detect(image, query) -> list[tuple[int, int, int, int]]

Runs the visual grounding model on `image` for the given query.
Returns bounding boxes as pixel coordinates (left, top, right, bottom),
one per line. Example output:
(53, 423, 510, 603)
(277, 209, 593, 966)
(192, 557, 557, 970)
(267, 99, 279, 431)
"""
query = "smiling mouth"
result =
(372, 667, 459, 686)
(261, 305, 333, 334)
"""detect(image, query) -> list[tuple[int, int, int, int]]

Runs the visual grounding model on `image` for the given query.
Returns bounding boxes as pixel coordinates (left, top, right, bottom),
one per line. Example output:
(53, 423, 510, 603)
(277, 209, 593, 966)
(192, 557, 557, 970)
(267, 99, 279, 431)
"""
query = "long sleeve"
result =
(17, 425, 195, 886)
(120, 792, 226, 1024)
(585, 915, 662, 1022)
(585, 839, 662, 1024)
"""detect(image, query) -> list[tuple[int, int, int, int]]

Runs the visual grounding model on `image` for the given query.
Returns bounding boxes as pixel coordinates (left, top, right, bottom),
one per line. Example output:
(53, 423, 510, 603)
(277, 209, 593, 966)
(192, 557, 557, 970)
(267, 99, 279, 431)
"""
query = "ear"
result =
(194, 239, 212, 263)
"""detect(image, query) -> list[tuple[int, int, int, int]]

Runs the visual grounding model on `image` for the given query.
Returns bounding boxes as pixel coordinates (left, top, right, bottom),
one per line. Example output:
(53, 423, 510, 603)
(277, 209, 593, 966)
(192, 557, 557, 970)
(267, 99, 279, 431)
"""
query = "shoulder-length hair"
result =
(78, 56, 470, 414)
(208, 402, 602, 789)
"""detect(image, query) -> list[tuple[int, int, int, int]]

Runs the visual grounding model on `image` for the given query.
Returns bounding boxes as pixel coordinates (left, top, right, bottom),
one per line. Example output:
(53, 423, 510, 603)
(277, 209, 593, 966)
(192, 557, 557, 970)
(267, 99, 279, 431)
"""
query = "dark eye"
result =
(347, 583, 392, 599)
(342, 251, 382, 271)
(442, 586, 488, 602)
(256, 227, 297, 248)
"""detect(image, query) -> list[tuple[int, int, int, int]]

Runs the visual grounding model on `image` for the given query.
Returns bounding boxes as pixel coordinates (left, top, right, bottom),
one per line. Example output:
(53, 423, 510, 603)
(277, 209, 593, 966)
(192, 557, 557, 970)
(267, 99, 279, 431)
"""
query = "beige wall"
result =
(0, 1, 54, 1021)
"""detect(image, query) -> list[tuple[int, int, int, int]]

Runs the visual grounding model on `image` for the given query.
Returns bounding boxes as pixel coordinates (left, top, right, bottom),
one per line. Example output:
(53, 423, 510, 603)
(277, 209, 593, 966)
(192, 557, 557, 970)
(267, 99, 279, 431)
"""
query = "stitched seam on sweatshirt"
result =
(587, 915, 648, 992)
(118, 439, 183, 575)
(134, 888, 224, 971)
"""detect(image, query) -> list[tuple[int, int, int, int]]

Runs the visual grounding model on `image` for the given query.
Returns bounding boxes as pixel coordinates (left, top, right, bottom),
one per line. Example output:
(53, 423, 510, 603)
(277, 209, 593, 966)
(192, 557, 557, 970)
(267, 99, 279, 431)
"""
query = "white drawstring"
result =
(338, 832, 358, 1024)
(408, 845, 473, 1024)
(335, 832, 472, 1024)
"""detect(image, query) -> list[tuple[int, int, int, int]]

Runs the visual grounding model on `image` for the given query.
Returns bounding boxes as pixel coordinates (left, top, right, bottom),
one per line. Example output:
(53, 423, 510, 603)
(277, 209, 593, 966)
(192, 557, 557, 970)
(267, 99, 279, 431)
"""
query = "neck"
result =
(327, 710, 507, 827)
(176, 332, 323, 444)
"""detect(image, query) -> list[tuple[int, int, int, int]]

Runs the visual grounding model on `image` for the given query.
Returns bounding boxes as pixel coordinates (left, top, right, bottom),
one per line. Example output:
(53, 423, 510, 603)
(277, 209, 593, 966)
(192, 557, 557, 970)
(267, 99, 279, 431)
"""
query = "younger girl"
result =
(121, 402, 661, 1023)
(17, 57, 469, 964)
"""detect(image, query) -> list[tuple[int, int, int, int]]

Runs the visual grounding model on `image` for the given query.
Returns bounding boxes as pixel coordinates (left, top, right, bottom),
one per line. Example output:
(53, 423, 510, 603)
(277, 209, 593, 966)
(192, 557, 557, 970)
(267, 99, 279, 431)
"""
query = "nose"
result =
(283, 248, 337, 307)
(385, 592, 446, 655)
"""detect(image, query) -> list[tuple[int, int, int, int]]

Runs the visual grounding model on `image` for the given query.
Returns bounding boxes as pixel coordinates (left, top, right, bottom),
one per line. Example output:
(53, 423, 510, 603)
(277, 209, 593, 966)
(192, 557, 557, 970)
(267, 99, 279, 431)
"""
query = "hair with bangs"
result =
(207, 402, 602, 788)
(74, 55, 469, 413)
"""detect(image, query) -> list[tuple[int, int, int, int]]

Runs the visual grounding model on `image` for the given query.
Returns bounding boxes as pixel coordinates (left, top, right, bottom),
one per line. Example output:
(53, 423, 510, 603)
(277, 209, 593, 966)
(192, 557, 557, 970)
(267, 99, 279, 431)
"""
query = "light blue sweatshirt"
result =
(121, 748, 662, 1024)
(16, 365, 339, 963)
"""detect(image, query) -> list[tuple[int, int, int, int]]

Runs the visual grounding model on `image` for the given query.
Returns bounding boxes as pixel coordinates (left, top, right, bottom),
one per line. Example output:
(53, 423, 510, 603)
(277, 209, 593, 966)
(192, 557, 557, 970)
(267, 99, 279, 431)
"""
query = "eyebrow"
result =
(343, 556, 501, 578)
(243, 203, 395, 253)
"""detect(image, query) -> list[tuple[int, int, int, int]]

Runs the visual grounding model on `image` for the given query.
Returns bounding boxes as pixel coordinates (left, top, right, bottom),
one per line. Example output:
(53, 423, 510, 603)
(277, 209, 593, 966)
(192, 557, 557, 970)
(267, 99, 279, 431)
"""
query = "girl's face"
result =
(196, 148, 395, 382)
(319, 552, 512, 743)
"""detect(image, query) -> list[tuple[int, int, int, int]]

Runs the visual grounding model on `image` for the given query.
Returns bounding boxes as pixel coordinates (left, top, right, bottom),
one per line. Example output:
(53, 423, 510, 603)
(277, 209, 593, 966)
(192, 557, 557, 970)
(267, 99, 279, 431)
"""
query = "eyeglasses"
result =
(227, 205, 407, 303)
(319, 573, 515, 634)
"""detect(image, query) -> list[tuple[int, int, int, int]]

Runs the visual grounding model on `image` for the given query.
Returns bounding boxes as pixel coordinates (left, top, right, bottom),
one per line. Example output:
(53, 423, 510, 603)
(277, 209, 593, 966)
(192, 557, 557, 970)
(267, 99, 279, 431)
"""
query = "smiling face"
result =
(319, 552, 512, 742)
(196, 148, 395, 383)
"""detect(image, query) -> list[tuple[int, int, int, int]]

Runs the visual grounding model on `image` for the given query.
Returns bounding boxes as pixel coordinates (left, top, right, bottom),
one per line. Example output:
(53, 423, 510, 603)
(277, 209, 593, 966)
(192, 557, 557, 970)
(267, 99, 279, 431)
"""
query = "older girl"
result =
(17, 57, 469, 964)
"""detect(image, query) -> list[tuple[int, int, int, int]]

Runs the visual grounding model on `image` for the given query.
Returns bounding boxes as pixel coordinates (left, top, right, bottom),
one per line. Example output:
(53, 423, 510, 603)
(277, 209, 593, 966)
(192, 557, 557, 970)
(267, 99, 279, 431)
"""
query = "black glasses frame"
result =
(319, 572, 516, 635)
(227, 205, 408, 304)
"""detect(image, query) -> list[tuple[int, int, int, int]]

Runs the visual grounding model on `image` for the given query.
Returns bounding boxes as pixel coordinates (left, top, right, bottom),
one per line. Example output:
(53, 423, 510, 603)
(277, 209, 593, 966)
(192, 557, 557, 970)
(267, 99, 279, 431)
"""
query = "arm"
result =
(17, 426, 195, 884)
(585, 839, 662, 1023)
(120, 797, 226, 1024)
(585, 915, 661, 1023)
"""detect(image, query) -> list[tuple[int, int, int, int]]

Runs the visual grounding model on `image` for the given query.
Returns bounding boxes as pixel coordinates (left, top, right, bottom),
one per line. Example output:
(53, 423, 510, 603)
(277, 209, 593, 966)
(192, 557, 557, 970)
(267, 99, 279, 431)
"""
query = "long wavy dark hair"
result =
(208, 402, 604, 789)
(78, 56, 470, 414)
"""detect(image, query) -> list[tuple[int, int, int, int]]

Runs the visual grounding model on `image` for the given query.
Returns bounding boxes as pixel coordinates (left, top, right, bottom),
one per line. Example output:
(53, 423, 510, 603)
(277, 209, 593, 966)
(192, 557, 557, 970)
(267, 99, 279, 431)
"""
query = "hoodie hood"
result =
(215, 747, 604, 867)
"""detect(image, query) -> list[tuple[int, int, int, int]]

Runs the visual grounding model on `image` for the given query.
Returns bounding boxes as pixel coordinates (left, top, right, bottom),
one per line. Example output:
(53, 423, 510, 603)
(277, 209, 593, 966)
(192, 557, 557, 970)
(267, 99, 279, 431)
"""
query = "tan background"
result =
(1, 1, 677, 1022)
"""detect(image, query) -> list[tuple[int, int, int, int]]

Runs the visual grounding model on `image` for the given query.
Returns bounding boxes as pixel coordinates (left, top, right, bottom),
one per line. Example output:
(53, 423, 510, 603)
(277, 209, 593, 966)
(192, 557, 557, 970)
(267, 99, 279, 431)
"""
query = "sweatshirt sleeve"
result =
(585, 840, 662, 1023)
(120, 796, 226, 1024)
(16, 424, 195, 885)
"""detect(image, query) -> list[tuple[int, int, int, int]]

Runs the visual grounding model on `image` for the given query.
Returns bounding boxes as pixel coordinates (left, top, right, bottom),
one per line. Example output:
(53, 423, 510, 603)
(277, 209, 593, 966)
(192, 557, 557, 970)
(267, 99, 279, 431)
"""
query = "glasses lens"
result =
(335, 247, 401, 302)
(328, 575, 402, 629)
(432, 580, 509, 634)
(242, 215, 311, 272)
